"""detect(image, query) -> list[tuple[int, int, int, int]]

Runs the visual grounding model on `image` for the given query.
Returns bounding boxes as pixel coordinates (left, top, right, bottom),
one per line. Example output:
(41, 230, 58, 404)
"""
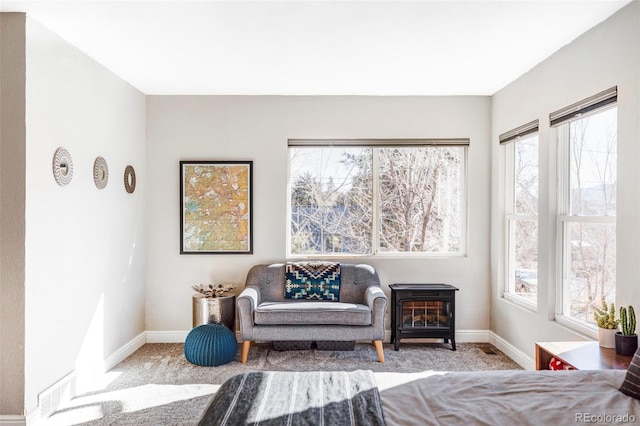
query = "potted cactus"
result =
(593, 301, 619, 348)
(615, 305, 638, 356)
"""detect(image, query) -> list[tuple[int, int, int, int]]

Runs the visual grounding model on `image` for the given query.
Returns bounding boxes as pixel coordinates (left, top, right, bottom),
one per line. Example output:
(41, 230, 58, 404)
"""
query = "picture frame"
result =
(180, 160, 253, 254)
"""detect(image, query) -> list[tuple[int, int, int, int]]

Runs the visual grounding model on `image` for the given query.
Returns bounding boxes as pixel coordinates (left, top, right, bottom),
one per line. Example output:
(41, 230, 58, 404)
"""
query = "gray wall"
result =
(145, 95, 492, 335)
(0, 12, 26, 418)
(23, 17, 146, 413)
(490, 1, 640, 365)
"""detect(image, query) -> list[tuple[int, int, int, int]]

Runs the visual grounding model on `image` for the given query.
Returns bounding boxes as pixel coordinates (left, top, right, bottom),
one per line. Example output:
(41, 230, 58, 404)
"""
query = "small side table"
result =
(192, 294, 236, 331)
(535, 341, 632, 370)
(390, 284, 459, 351)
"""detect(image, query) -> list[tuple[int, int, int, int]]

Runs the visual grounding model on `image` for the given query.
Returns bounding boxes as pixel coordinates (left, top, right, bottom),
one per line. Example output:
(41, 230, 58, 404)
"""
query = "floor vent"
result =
(37, 371, 76, 418)
(479, 345, 499, 355)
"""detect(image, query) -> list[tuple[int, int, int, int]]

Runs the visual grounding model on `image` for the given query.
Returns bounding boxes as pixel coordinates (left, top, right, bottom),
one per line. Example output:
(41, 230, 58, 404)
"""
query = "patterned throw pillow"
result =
(284, 262, 341, 301)
(619, 347, 640, 399)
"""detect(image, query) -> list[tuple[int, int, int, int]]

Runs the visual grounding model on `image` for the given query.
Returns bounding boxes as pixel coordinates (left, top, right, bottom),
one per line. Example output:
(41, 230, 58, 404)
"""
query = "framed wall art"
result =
(180, 160, 253, 254)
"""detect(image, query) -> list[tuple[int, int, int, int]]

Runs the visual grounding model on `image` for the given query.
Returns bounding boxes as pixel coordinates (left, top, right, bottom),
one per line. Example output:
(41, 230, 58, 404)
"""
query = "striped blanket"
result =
(197, 370, 385, 426)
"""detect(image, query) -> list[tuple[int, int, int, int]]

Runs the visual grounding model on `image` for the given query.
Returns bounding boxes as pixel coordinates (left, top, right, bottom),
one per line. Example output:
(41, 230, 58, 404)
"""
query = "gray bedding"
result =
(379, 369, 640, 426)
(198, 370, 385, 426)
(199, 369, 640, 426)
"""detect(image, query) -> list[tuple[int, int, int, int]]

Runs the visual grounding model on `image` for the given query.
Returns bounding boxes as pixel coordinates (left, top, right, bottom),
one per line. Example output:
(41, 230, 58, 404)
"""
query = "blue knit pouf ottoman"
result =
(184, 324, 237, 366)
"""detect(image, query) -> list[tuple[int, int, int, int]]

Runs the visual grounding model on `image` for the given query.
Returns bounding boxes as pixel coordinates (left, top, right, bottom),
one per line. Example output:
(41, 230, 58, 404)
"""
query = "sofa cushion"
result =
(244, 263, 380, 304)
(254, 301, 372, 326)
(284, 262, 341, 301)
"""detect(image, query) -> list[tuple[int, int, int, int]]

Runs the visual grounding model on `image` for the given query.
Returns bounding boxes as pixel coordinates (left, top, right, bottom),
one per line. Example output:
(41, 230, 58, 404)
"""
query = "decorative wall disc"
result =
(124, 165, 136, 194)
(93, 156, 109, 189)
(52, 147, 73, 186)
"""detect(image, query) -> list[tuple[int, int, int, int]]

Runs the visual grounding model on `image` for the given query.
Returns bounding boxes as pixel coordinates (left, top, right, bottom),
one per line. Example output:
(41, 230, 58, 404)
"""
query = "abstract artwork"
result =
(180, 161, 253, 254)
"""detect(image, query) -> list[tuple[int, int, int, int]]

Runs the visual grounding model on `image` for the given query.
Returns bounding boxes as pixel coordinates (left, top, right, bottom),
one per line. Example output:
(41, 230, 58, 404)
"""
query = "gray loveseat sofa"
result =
(236, 263, 387, 363)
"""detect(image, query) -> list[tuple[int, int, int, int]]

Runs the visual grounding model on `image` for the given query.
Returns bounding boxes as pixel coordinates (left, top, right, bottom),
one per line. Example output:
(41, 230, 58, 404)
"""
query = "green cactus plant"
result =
(594, 301, 619, 329)
(620, 305, 636, 336)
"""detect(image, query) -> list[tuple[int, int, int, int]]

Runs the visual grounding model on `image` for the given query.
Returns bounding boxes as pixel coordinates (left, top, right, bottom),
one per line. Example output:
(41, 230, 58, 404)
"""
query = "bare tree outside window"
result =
(378, 147, 462, 253)
(506, 135, 538, 303)
(288, 145, 466, 256)
(290, 147, 372, 255)
(563, 107, 617, 325)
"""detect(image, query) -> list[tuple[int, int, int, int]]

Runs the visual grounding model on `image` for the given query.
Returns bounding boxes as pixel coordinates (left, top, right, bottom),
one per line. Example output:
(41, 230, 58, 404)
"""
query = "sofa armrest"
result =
(365, 286, 386, 309)
(365, 286, 387, 340)
(237, 286, 262, 340)
(238, 286, 261, 310)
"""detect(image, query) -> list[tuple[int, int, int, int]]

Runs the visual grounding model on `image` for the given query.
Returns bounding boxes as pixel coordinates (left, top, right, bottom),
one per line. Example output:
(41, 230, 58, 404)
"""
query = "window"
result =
(554, 88, 617, 328)
(501, 121, 539, 306)
(287, 140, 468, 257)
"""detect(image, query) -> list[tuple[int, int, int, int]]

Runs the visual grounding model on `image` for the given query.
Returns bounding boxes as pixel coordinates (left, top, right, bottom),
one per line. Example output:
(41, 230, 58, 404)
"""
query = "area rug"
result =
(41, 342, 521, 426)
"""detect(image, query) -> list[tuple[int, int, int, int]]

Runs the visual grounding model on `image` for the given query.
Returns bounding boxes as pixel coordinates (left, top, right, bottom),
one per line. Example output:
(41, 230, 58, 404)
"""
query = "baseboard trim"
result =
(145, 330, 189, 343)
(489, 331, 535, 370)
(0, 415, 26, 426)
(382, 329, 490, 344)
(104, 332, 146, 372)
(145, 329, 491, 345)
(27, 332, 146, 425)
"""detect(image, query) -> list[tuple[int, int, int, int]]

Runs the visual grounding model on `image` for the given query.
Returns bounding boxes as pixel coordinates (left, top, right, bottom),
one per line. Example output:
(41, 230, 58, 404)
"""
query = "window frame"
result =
(501, 130, 539, 310)
(286, 140, 469, 259)
(554, 102, 617, 333)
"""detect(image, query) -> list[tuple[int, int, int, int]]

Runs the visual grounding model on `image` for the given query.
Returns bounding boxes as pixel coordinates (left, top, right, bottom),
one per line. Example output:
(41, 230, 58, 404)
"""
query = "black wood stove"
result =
(390, 283, 459, 351)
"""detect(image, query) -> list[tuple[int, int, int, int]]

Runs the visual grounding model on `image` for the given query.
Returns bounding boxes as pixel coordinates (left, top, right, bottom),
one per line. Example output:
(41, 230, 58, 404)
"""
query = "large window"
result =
(288, 140, 467, 257)
(554, 89, 617, 328)
(501, 122, 539, 306)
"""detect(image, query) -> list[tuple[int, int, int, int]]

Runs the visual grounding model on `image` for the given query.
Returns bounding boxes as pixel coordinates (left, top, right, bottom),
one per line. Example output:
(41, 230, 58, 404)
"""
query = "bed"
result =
(198, 369, 640, 425)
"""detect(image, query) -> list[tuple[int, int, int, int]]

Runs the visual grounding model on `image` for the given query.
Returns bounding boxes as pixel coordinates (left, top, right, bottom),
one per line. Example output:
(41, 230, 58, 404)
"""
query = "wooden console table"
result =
(535, 341, 632, 370)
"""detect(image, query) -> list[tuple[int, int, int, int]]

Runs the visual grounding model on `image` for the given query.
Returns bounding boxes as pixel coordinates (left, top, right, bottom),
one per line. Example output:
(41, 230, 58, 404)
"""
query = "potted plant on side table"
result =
(192, 282, 237, 331)
(616, 305, 638, 356)
(594, 301, 619, 348)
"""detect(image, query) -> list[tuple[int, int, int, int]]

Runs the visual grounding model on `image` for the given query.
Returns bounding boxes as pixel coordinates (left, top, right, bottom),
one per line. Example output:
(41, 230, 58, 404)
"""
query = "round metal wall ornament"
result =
(124, 165, 136, 194)
(93, 156, 109, 189)
(52, 147, 74, 186)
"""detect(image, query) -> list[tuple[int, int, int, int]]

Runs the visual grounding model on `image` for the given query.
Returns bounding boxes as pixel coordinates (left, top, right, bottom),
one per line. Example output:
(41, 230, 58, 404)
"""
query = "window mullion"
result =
(504, 144, 515, 296)
(556, 124, 570, 318)
(556, 125, 570, 216)
(559, 215, 616, 224)
(372, 148, 380, 255)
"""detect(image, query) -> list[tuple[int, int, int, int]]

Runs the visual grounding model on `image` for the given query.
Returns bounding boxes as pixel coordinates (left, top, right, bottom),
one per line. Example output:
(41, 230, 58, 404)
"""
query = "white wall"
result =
(145, 96, 492, 335)
(491, 1, 640, 360)
(0, 13, 26, 419)
(23, 17, 146, 413)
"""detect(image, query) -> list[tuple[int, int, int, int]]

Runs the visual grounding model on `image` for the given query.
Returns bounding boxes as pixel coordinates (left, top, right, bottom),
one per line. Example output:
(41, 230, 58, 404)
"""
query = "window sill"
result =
(286, 253, 467, 260)
(555, 315, 598, 340)
(502, 292, 537, 313)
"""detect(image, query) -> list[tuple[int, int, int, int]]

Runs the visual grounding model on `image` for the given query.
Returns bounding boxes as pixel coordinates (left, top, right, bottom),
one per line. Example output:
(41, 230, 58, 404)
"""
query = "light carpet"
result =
(41, 342, 522, 426)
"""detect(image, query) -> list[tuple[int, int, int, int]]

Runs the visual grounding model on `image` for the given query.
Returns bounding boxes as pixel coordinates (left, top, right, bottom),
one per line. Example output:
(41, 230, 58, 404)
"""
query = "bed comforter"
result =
(198, 370, 385, 426)
(379, 369, 639, 426)
(198, 369, 640, 425)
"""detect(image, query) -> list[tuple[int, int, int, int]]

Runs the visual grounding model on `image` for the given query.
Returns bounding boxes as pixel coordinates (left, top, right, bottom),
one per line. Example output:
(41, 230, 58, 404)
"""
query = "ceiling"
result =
(1, 0, 632, 96)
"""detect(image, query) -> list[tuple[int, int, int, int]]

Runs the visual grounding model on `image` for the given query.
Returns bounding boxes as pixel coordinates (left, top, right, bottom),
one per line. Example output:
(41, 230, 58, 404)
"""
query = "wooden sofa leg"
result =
(241, 340, 252, 363)
(373, 340, 385, 363)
